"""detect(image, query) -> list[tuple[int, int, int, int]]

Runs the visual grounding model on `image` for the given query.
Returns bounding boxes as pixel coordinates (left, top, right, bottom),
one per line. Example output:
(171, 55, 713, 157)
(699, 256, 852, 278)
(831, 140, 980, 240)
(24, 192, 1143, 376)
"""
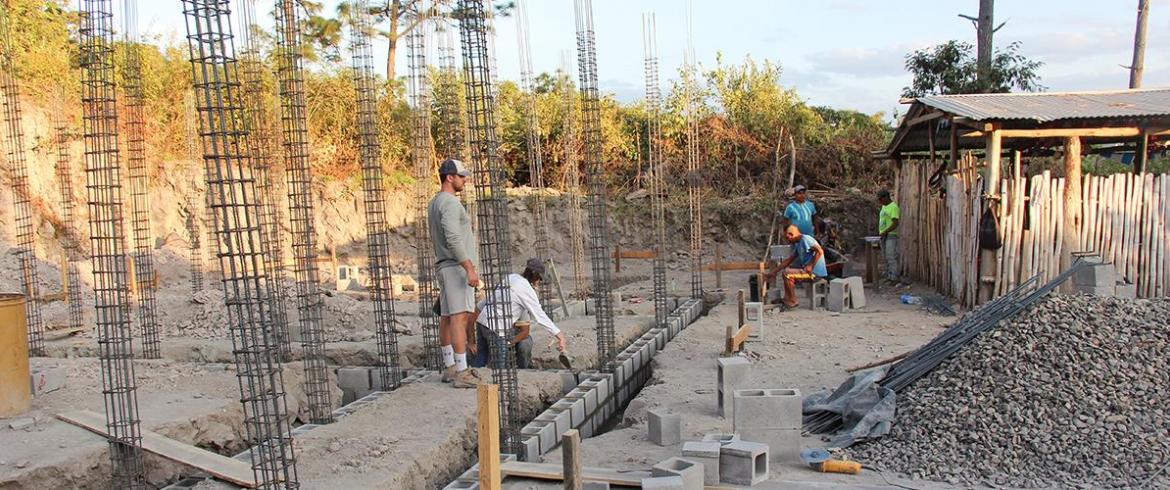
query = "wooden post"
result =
(127, 256, 138, 296)
(714, 243, 722, 289)
(561, 429, 582, 490)
(978, 128, 1002, 303)
(613, 245, 621, 273)
(756, 262, 766, 303)
(985, 128, 1002, 196)
(1136, 129, 1149, 174)
(1130, 0, 1149, 89)
(478, 384, 501, 490)
(1062, 136, 1083, 275)
(737, 289, 745, 327)
(949, 117, 959, 170)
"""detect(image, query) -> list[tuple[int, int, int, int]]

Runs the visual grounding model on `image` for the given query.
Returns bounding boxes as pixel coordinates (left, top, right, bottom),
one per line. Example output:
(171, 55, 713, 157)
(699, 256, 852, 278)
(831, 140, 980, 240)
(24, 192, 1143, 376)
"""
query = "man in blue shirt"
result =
(782, 184, 817, 236)
(764, 225, 828, 309)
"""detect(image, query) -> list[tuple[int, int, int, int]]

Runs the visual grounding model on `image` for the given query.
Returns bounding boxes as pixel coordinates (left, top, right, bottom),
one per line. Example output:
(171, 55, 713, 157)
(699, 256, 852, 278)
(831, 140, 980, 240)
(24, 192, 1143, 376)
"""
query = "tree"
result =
(902, 40, 1044, 98)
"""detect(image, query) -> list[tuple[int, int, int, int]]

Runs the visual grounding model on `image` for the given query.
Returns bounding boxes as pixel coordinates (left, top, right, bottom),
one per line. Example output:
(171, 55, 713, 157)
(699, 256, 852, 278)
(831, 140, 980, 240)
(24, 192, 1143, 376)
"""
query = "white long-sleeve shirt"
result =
(476, 273, 561, 337)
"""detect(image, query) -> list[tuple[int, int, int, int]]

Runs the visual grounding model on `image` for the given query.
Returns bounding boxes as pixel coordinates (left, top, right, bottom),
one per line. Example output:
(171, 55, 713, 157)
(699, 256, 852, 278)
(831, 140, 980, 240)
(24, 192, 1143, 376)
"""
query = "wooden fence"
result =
(896, 158, 1169, 307)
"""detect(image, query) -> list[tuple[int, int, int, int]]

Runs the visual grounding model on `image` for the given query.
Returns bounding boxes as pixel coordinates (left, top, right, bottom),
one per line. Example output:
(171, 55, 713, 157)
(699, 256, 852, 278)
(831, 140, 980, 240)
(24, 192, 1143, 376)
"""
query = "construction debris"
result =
(848, 294, 1170, 488)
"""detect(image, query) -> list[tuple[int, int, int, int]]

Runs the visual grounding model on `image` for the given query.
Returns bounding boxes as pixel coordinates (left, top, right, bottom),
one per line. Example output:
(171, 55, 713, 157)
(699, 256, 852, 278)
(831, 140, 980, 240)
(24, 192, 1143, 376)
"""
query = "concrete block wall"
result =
(519, 298, 704, 460)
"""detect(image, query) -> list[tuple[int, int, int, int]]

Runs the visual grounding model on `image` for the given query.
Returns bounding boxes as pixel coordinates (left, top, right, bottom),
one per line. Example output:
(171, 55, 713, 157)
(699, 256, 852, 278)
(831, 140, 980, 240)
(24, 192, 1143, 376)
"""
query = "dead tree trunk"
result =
(1130, 0, 1149, 88)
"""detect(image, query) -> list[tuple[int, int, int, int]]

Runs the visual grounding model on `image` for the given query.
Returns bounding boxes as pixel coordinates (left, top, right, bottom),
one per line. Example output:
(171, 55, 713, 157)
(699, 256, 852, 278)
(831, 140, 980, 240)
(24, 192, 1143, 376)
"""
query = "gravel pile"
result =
(850, 294, 1170, 488)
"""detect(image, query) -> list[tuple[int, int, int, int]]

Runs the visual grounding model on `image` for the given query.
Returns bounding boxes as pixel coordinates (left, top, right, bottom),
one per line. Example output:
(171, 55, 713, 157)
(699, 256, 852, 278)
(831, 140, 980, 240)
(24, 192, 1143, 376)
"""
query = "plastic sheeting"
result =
(802, 366, 896, 448)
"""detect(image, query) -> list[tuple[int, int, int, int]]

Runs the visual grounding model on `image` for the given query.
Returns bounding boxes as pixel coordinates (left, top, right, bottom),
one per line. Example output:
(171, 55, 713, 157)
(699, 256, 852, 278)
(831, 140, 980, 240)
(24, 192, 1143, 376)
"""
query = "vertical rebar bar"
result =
(239, 0, 292, 362)
(684, 13, 703, 300)
(642, 14, 667, 328)
(273, 0, 333, 424)
(409, 24, 442, 372)
(574, 0, 616, 372)
(77, 1, 146, 486)
(435, 31, 464, 161)
(54, 121, 86, 334)
(515, 0, 552, 313)
(185, 93, 204, 292)
(181, 2, 300, 487)
(120, 0, 161, 359)
(457, 0, 521, 457)
(560, 53, 587, 301)
(0, 2, 45, 356)
(352, 0, 402, 390)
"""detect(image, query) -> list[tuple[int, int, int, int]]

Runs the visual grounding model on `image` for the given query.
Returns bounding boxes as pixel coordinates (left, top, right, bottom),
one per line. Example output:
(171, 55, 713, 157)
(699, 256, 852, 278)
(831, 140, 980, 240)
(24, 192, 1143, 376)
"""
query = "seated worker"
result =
(470, 258, 567, 369)
(763, 225, 828, 309)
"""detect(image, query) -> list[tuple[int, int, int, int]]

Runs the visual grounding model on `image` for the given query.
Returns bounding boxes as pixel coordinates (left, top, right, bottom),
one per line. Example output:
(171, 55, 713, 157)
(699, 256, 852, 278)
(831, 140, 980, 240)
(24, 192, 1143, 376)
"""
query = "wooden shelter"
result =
(876, 88, 1170, 306)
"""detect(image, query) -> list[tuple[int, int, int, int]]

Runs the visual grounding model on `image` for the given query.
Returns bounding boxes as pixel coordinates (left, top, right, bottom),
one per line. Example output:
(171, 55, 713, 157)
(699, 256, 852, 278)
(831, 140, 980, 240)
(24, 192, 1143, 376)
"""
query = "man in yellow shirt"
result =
(877, 189, 901, 285)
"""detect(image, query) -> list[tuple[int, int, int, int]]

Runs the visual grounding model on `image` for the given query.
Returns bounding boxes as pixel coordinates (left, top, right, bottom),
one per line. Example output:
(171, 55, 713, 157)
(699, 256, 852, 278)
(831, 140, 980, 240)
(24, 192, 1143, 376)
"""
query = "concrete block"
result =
(562, 393, 589, 427)
(653, 328, 668, 350)
(744, 302, 764, 340)
(29, 366, 67, 396)
(571, 386, 598, 418)
(720, 441, 769, 486)
(558, 370, 578, 395)
(1115, 281, 1137, 299)
(582, 482, 610, 490)
(702, 433, 740, 445)
(717, 357, 752, 418)
(682, 441, 722, 485)
(1074, 262, 1116, 287)
(1076, 284, 1116, 296)
(337, 367, 372, 391)
(579, 415, 594, 438)
(844, 276, 866, 308)
(546, 404, 574, 438)
(520, 426, 544, 454)
(648, 409, 681, 446)
(733, 388, 802, 431)
(741, 427, 800, 465)
(806, 279, 828, 310)
(651, 457, 704, 490)
(520, 436, 541, 461)
(641, 476, 684, 489)
(443, 479, 479, 489)
(828, 278, 850, 313)
(527, 419, 557, 453)
(769, 244, 792, 261)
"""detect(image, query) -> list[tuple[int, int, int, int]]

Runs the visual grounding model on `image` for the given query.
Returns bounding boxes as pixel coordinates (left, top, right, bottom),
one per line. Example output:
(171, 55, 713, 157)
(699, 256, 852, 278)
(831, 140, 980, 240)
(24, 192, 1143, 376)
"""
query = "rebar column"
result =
(408, 25, 441, 371)
(435, 30, 464, 161)
(77, 0, 146, 486)
(273, 0, 333, 424)
(574, 0, 616, 372)
(352, 0, 402, 389)
(239, 0, 292, 361)
(515, 0, 553, 313)
(0, 3, 45, 356)
(642, 14, 667, 328)
(120, 0, 161, 358)
(685, 30, 703, 300)
(184, 94, 204, 292)
(560, 54, 587, 301)
(181, 2, 300, 487)
(54, 121, 85, 334)
(457, 0, 521, 456)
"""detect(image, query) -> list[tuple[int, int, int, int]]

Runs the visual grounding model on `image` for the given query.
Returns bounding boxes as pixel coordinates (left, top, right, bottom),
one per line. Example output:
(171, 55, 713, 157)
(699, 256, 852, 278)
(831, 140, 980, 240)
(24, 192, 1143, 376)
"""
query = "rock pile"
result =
(850, 294, 1170, 488)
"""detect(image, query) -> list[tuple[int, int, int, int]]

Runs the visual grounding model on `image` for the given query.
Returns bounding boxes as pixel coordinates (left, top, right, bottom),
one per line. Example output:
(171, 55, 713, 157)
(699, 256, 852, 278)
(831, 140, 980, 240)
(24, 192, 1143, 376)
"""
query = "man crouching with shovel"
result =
(470, 258, 568, 369)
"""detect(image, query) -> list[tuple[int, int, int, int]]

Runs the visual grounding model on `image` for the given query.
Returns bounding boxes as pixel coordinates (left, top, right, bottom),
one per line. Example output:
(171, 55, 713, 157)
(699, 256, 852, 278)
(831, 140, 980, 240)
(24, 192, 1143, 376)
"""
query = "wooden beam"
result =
(562, 429, 581, 490)
(56, 410, 257, 488)
(906, 110, 944, 127)
(478, 384, 501, 490)
(949, 117, 959, 169)
(714, 243, 722, 289)
(724, 324, 752, 355)
(1136, 130, 1149, 173)
(700, 261, 762, 272)
(963, 126, 1170, 139)
(613, 249, 656, 259)
(1062, 136, 1083, 276)
(500, 461, 650, 486)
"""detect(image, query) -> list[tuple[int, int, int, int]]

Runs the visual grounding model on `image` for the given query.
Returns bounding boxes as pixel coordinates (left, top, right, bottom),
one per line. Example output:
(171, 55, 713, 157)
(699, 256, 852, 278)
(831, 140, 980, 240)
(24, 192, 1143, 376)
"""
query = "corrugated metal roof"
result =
(917, 88, 1170, 123)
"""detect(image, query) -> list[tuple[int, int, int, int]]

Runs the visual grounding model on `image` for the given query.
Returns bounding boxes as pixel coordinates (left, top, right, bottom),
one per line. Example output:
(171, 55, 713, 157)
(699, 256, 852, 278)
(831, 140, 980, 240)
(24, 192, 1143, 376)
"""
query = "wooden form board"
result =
(701, 261, 763, 272)
(56, 410, 257, 488)
(500, 461, 650, 487)
(724, 324, 751, 355)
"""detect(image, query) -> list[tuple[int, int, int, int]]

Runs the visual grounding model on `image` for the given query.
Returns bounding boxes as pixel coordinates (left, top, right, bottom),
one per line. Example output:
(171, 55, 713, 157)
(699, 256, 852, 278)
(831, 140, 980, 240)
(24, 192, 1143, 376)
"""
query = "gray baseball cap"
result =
(793, 184, 807, 193)
(438, 158, 471, 177)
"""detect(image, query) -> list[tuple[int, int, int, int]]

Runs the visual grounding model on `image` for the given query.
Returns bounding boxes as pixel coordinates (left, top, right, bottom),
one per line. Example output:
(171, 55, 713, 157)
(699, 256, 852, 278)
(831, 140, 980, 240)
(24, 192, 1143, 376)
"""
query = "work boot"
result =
(452, 369, 481, 389)
(441, 365, 457, 383)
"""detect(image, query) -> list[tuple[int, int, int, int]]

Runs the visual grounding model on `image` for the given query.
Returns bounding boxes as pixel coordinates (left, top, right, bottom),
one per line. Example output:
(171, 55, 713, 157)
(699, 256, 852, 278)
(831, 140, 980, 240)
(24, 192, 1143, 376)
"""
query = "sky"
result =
(140, 1, 1170, 119)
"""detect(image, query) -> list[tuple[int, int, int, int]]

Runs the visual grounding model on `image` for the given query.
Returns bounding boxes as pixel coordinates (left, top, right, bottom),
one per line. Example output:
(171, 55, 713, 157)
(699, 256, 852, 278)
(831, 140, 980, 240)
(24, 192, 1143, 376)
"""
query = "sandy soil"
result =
(514, 270, 960, 489)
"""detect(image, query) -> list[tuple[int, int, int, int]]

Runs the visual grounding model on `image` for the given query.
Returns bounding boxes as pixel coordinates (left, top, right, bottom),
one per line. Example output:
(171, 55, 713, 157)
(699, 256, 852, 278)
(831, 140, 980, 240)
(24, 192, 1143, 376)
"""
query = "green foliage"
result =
(903, 40, 1044, 97)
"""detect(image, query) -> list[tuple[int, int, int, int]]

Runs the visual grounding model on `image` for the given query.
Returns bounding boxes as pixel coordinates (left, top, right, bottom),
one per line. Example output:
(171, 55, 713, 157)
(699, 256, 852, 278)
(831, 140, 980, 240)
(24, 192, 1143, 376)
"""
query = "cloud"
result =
(804, 45, 916, 78)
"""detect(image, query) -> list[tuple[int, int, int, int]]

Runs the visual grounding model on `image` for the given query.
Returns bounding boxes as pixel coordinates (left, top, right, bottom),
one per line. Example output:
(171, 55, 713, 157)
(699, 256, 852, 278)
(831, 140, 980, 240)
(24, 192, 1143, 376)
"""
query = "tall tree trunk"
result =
(1129, 0, 1149, 89)
(385, 0, 401, 80)
(976, 0, 994, 91)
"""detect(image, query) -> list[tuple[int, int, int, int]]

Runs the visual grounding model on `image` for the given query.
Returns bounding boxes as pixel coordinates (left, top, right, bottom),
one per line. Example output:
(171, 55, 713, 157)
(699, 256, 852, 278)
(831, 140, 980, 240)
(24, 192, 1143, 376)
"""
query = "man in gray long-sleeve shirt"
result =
(427, 159, 482, 388)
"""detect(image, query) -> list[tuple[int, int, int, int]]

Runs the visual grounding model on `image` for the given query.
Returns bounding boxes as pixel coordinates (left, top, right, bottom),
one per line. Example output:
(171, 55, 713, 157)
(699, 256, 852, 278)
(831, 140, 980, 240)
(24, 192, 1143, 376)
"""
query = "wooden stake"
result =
(737, 289, 745, 328)
(478, 384, 501, 490)
(715, 243, 722, 289)
(562, 429, 581, 490)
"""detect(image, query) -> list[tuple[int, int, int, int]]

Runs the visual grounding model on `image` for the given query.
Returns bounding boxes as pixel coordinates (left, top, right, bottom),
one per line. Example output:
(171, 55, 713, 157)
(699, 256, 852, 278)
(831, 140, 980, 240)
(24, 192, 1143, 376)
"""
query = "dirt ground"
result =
(513, 269, 961, 489)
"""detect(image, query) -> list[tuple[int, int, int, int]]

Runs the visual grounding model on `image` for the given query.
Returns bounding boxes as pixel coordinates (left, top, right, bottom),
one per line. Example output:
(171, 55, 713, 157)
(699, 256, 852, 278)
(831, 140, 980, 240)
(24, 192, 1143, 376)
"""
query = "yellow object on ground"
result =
(812, 459, 863, 474)
(0, 293, 30, 416)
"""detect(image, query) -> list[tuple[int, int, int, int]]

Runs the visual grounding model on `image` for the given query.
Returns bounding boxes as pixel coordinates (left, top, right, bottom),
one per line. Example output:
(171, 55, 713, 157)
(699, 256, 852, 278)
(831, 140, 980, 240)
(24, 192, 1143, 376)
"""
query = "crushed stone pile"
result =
(849, 294, 1170, 489)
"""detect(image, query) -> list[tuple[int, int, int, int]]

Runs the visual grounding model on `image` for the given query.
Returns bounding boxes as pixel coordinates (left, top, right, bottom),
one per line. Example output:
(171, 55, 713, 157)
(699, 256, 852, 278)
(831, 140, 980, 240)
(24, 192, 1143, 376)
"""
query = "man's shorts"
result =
(436, 265, 476, 315)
